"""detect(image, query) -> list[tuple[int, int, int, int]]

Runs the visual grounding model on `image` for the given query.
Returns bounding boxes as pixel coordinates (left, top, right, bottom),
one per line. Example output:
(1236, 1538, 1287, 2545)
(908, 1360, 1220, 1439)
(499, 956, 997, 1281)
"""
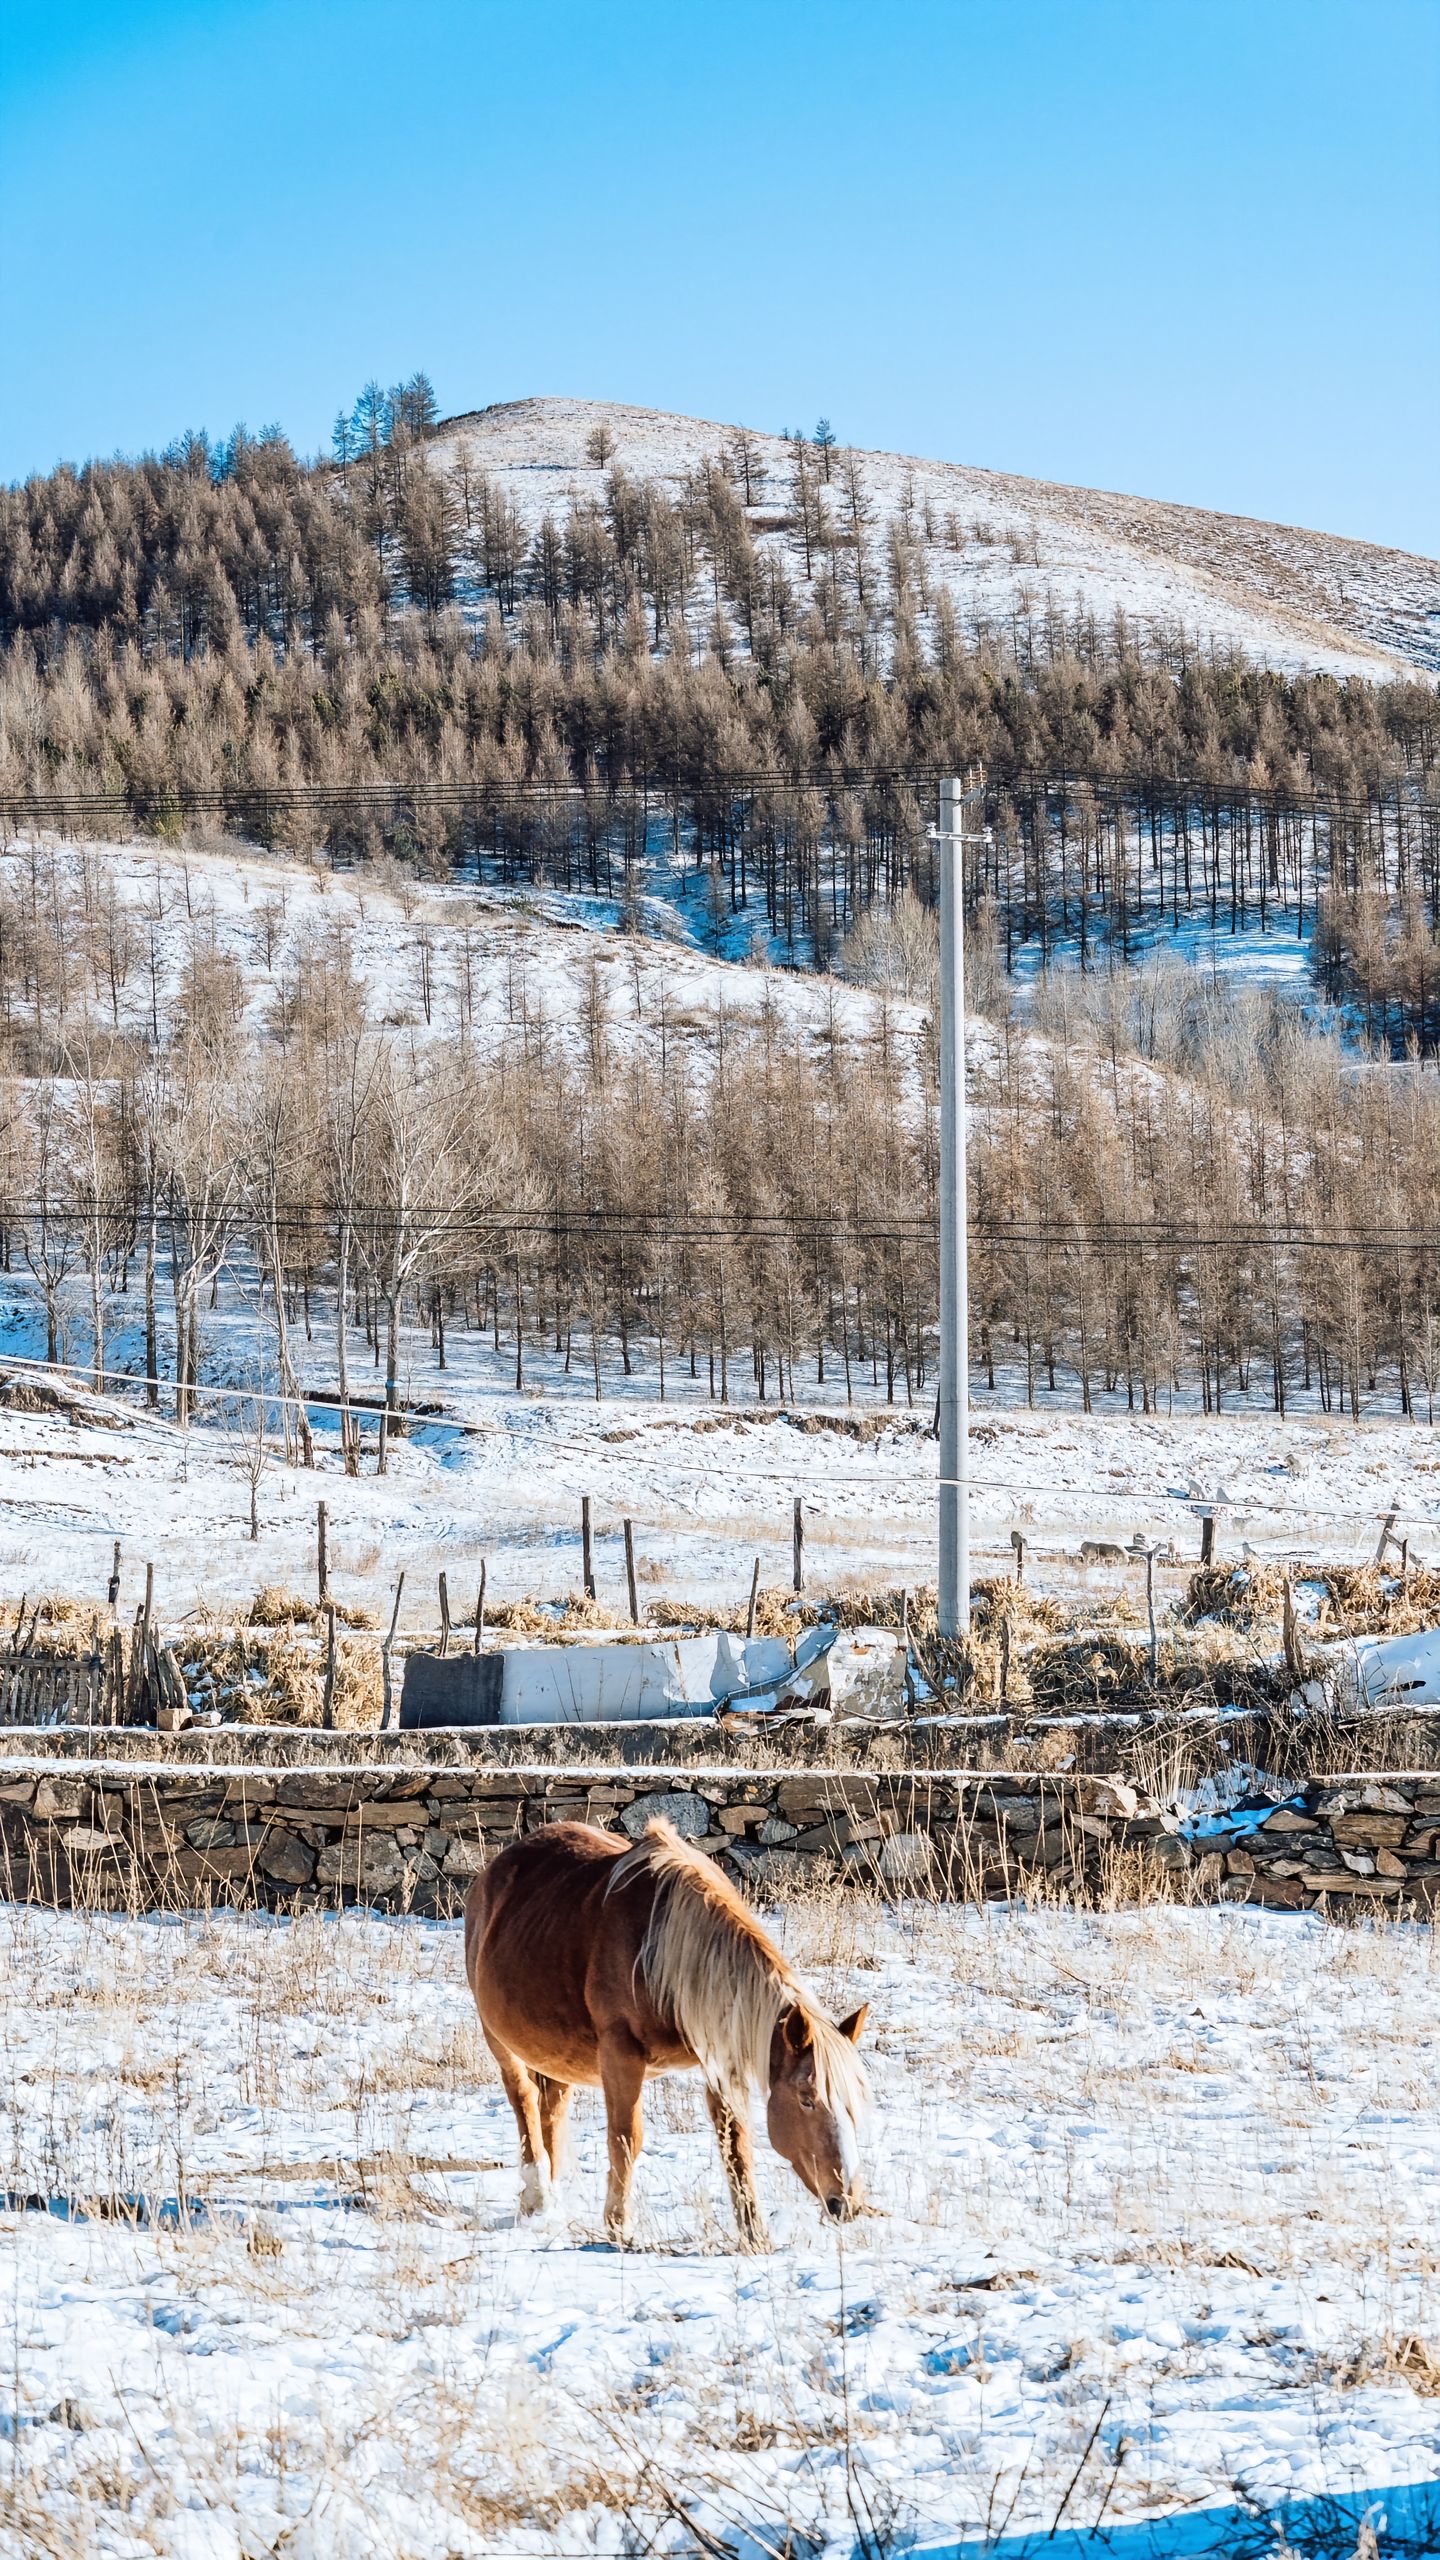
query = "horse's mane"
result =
(607, 1819, 870, 2118)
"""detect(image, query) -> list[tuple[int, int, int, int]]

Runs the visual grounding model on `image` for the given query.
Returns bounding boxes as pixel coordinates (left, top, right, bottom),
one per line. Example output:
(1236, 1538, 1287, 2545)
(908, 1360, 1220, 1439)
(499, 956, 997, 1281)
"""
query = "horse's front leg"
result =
(484, 2026, 550, 2216)
(705, 2085, 767, 2250)
(536, 2073, 573, 2183)
(598, 2027, 647, 2244)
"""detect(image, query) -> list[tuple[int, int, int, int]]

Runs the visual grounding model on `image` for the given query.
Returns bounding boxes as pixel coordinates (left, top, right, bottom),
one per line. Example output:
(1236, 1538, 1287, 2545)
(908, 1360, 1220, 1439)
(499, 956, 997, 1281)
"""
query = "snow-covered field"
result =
(3, 1376, 1438, 1630)
(431, 396, 1440, 681)
(5, 1894, 1440, 2557)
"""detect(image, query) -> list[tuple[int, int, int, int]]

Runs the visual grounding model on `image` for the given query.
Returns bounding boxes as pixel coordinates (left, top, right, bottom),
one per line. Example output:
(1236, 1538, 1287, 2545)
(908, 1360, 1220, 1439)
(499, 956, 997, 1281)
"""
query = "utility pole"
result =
(938, 774, 976, 1638)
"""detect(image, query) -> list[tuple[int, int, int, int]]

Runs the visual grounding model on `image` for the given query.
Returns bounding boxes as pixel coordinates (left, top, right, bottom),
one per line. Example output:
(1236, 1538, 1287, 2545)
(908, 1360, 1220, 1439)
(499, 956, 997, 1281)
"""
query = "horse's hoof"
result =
(518, 2165, 552, 2218)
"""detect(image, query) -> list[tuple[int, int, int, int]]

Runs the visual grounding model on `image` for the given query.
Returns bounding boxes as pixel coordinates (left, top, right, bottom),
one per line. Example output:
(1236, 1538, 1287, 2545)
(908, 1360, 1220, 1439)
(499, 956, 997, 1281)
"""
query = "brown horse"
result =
(464, 1818, 869, 2246)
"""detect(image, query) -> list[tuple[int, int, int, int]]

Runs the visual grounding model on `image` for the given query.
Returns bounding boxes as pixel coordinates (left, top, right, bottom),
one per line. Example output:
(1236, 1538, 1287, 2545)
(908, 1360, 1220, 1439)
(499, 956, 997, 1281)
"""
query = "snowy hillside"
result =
(430, 396, 1440, 681)
(3, 829, 1437, 1626)
(0, 830, 921, 1067)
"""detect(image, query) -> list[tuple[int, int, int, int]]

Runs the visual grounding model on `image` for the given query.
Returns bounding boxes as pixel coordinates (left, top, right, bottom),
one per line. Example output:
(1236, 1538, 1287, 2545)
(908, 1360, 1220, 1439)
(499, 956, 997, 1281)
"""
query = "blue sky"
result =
(2, 0, 1437, 551)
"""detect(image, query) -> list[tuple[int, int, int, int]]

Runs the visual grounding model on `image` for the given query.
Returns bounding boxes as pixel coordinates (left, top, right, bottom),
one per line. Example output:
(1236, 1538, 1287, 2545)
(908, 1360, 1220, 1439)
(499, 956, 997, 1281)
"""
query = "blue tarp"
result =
(909, 2476, 1440, 2558)
(1177, 1795, 1305, 1844)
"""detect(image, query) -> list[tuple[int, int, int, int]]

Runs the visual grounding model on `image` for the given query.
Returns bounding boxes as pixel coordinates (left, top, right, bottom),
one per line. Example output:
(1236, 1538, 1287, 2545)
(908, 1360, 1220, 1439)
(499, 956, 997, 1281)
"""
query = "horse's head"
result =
(766, 2001, 869, 2221)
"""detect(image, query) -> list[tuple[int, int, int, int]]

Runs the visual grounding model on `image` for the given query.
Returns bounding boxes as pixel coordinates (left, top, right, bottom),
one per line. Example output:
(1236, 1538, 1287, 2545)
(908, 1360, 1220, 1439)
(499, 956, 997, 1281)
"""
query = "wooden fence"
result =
(0, 1606, 195, 1729)
(0, 1646, 109, 1725)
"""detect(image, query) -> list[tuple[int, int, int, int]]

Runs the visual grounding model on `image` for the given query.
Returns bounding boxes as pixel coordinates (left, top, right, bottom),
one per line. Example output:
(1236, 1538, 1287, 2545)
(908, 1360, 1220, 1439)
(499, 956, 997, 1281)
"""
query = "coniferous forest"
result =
(2, 381, 1440, 1432)
(2, 376, 1437, 1041)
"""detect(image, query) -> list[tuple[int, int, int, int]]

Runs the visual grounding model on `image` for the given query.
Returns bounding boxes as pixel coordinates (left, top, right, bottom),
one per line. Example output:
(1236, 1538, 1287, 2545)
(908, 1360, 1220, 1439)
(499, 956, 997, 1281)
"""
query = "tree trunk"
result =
(268, 1211, 314, 1467)
(145, 1205, 158, 1409)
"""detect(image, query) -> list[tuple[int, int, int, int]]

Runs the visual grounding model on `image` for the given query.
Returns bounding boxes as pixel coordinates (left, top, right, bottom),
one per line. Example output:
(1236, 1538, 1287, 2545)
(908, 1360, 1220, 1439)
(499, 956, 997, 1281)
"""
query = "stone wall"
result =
(1167, 1776, 1440, 1911)
(2, 1758, 1439, 1917)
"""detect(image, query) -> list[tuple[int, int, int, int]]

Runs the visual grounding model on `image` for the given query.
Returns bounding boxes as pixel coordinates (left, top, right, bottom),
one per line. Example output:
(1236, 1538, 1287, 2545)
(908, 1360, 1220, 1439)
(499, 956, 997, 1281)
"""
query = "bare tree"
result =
(62, 1033, 124, 1391)
(323, 1028, 385, 1475)
(220, 1362, 272, 1541)
(240, 1051, 316, 1466)
(357, 1037, 496, 1448)
(16, 1076, 76, 1366)
(149, 1038, 241, 1426)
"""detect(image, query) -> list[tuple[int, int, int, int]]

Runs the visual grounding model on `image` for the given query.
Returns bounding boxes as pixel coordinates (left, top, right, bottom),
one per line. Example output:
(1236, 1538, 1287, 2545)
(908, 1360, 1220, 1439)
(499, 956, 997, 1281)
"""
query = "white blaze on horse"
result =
(464, 1817, 870, 2246)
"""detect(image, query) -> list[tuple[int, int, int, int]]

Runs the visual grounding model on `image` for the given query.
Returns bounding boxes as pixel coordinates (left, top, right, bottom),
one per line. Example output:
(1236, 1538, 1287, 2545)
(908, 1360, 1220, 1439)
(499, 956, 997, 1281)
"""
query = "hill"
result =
(431, 395, 1440, 680)
(3, 382, 1436, 1025)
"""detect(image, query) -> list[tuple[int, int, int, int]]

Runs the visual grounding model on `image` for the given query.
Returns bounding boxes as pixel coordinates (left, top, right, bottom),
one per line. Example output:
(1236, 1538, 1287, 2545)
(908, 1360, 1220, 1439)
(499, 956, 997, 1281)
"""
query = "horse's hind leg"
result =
(598, 2027, 647, 2243)
(705, 2086, 766, 2251)
(536, 2074, 573, 2182)
(484, 2027, 550, 2216)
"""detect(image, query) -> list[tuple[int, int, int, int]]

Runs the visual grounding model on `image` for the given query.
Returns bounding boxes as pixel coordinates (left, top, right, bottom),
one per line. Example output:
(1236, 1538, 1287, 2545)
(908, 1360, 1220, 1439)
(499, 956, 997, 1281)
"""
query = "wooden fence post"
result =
(127, 1563, 155, 1724)
(321, 1601, 338, 1729)
(107, 1627, 124, 1723)
(582, 1496, 596, 1601)
(792, 1498, 804, 1596)
(1010, 1528, 1026, 1583)
(107, 1540, 121, 1613)
(380, 1574, 405, 1731)
(746, 1556, 760, 1640)
(473, 1561, 488, 1654)
(1374, 1509, 1399, 1568)
(438, 1571, 451, 1658)
(1282, 1577, 1304, 1682)
(317, 1502, 329, 1603)
(623, 1520, 639, 1626)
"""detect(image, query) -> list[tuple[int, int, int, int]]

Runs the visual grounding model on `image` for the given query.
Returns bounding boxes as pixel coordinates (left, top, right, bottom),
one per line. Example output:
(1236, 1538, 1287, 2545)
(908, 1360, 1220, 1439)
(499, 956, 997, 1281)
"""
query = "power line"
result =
(6, 1201, 1440, 1254)
(6, 772, 1437, 823)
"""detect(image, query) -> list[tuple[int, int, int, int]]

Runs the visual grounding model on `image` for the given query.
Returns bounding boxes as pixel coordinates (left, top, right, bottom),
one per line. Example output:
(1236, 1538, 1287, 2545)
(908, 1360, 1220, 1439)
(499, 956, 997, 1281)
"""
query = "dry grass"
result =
(0, 1593, 108, 1657)
(1185, 1558, 1440, 1640)
(647, 1581, 803, 1638)
(0, 1371, 126, 1425)
(248, 1584, 379, 1631)
(168, 1623, 383, 1727)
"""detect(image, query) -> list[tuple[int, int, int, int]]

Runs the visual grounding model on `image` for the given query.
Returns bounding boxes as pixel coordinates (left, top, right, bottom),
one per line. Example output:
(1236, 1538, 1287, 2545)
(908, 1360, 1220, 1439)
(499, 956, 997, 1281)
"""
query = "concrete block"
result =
(498, 1633, 792, 1725)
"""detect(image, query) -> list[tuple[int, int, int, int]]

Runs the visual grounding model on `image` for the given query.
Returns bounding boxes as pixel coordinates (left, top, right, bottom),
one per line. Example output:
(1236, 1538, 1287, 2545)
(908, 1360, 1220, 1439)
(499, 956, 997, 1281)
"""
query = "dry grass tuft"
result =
(1186, 1559, 1440, 1640)
(1185, 1561, 1294, 1626)
(648, 1584, 800, 1638)
(1391, 2334, 1440, 2395)
(552, 1591, 629, 1632)
(173, 1623, 382, 1726)
(481, 1594, 561, 1634)
(0, 1594, 106, 1656)
(247, 1586, 376, 1632)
